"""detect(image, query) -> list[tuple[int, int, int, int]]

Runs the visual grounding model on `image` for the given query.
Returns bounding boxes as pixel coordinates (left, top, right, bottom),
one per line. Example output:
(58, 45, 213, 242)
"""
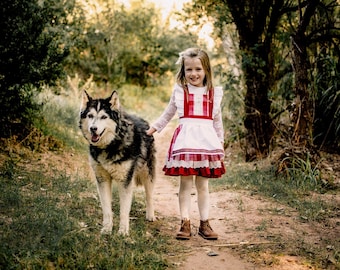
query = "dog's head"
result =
(79, 90, 121, 148)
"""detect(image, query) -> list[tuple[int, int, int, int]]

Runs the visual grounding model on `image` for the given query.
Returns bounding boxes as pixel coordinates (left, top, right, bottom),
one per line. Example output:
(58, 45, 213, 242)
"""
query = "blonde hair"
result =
(175, 48, 213, 91)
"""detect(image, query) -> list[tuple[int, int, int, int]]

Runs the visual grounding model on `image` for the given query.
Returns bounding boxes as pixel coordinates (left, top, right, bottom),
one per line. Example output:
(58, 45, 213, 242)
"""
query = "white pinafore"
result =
(163, 85, 225, 178)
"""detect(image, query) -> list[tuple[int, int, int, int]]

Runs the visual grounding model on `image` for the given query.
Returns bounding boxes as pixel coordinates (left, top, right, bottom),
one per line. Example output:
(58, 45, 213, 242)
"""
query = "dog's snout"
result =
(90, 126, 97, 133)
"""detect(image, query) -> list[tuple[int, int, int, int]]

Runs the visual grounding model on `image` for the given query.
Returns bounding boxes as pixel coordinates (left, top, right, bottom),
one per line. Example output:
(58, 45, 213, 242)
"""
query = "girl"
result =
(146, 48, 225, 240)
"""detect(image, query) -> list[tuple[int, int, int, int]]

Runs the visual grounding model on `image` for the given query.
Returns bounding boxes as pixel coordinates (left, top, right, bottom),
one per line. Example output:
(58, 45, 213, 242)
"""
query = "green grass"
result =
(0, 158, 175, 269)
(210, 161, 339, 268)
(211, 162, 335, 222)
(2, 82, 339, 269)
(0, 84, 179, 269)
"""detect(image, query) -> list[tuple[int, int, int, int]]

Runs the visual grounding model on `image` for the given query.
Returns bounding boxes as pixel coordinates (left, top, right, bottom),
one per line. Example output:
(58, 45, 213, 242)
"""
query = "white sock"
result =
(179, 176, 193, 220)
(195, 176, 210, 221)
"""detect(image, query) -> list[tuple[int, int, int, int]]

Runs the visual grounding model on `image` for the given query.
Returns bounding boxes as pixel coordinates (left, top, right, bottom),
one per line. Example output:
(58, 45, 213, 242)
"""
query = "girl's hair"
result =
(175, 48, 213, 91)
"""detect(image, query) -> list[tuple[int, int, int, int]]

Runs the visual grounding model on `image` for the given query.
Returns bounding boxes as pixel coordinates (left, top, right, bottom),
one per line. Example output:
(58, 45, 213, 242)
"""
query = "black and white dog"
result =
(79, 90, 156, 235)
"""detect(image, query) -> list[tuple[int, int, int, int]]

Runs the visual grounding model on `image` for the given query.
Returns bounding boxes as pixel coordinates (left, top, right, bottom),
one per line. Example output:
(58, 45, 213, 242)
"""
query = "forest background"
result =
(0, 0, 339, 269)
(1, 0, 339, 161)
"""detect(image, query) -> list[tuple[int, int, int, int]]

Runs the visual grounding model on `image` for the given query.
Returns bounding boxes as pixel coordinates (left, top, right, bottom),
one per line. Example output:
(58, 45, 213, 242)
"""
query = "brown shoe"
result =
(199, 220, 218, 240)
(176, 219, 191, 240)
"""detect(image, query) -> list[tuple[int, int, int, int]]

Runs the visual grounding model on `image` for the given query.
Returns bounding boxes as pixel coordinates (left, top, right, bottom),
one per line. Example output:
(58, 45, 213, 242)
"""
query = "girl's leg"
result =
(195, 176, 210, 220)
(176, 176, 193, 240)
(195, 176, 218, 240)
(178, 176, 193, 219)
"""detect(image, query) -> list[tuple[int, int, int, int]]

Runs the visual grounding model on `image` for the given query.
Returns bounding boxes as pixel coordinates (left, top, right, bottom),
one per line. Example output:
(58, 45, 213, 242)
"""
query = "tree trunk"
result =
(288, 0, 320, 151)
(277, 1, 320, 174)
(242, 45, 273, 161)
(290, 33, 313, 149)
(224, 0, 281, 161)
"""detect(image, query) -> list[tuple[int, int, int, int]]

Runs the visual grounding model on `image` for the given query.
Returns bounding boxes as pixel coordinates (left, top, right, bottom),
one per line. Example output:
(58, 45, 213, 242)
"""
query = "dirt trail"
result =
(152, 124, 317, 270)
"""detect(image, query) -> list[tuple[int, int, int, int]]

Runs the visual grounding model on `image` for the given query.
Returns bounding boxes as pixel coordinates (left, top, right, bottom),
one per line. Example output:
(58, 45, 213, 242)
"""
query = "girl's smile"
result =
(184, 57, 205, 87)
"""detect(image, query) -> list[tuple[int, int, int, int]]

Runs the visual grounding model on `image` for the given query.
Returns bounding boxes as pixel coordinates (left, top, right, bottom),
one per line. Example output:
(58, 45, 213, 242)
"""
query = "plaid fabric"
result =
(182, 86, 213, 119)
(163, 164, 225, 178)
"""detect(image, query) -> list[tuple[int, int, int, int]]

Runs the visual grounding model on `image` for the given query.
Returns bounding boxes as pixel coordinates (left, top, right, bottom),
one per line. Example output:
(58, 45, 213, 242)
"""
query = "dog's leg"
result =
(91, 161, 113, 234)
(144, 176, 155, 221)
(96, 180, 113, 234)
(117, 182, 134, 235)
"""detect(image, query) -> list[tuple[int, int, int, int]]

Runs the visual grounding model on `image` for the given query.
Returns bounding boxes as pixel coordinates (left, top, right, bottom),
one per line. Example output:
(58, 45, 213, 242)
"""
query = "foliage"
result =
(37, 77, 172, 152)
(0, 0, 82, 138)
(67, 0, 197, 88)
(278, 152, 322, 189)
(185, 0, 286, 161)
(313, 50, 340, 150)
(211, 162, 338, 265)
(0, 160, 173, 269)
(209, 160, 339, 268)
(0, 82, 184, 268)
(185, 0, 340, 160)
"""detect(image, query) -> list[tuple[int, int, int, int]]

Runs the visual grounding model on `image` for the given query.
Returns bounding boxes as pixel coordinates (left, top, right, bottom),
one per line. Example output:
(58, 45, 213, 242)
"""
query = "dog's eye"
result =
(87, 114, 93, 119)
(101, 115, 107, 120)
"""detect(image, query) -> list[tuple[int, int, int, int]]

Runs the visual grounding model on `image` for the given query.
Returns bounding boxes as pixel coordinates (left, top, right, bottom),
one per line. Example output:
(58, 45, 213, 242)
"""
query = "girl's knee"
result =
(195, 177, 209, 193)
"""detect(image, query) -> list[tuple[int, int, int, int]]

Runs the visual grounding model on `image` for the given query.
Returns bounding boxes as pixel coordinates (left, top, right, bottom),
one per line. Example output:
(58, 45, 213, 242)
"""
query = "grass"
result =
(210, 160, 334, 221)
(0, 83, 179, 269)
(1, 81, 339, 269)
(0, 158, 175, 269)
(210, 160, 339, 268)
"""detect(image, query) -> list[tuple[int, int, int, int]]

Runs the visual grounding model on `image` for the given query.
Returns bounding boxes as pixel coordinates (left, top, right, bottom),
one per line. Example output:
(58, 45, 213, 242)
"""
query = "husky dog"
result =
(79, 90, 156, 235)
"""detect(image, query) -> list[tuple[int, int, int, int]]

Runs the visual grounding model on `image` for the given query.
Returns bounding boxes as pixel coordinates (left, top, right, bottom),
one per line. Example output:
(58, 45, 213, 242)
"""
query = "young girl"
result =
(146, 48, 225, 240)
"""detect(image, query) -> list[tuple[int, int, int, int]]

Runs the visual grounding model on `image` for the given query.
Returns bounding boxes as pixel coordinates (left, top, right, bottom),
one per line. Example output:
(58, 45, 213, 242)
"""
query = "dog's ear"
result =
(109, 91, 120, 111)
(80, 90, 91, 113)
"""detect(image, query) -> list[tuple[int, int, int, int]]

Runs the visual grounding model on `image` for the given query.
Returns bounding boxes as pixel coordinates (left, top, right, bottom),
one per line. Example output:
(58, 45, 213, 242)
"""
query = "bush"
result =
(0, 0, 76, 138)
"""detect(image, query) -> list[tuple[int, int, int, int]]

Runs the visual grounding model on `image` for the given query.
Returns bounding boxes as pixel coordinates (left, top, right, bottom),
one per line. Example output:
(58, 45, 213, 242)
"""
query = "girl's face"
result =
(184, 57, 206, 87)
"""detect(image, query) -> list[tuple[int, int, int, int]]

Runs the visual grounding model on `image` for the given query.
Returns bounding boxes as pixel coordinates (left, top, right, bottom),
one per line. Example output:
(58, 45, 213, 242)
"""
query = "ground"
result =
(2, 123, 338, 269)
(151, 125, 336, 270)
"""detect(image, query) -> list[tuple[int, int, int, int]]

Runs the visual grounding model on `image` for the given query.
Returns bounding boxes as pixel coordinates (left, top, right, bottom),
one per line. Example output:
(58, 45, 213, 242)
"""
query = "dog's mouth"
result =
(91, 129, 105, 143)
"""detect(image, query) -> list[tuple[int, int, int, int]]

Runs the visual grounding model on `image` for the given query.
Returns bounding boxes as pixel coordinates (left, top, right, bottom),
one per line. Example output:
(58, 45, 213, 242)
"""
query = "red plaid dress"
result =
(159, 84, 225, 178)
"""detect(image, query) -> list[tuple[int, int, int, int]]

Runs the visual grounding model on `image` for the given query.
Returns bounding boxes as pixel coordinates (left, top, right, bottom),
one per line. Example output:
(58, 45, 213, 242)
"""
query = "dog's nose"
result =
(90, 126, 97, 133)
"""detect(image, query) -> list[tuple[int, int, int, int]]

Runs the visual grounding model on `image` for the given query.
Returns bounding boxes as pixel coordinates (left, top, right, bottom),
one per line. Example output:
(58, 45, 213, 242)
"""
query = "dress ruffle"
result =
(163, 154, 225, 178)
(163, 163, 225, 178)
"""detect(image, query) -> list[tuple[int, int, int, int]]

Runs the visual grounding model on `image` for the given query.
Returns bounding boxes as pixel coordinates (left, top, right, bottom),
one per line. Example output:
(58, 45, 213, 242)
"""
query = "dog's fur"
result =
(79, 90, 156, 235)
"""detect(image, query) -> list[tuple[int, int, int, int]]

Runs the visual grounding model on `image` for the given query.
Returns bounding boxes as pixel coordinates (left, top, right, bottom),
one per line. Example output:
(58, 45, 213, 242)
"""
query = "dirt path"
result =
(152, 124, 318, 270)
(32, 121, 337, 269)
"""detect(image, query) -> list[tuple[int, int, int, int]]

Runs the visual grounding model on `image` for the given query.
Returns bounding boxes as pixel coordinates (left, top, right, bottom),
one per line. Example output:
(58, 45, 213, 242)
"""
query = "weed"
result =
(0, 161, 174, 269)
(280, 153, 323, 190)
(236, 196, 245, 212)
(210, 161, 339, 269)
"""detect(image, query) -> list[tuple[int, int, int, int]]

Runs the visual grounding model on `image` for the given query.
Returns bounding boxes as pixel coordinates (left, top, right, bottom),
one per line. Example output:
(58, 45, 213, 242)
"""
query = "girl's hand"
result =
(146, 127, 156, 136)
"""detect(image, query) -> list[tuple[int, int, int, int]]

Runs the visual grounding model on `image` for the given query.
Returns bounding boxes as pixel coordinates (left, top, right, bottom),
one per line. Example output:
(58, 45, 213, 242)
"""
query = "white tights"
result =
(179, 176, 210, 221)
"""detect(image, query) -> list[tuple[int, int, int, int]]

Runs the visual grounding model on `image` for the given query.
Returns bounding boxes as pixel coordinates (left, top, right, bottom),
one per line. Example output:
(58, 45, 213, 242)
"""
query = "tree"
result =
(70, 0, 197, 88)
(309, 1, 340, 150)
(279, 0, 340, 163)
(186, 0, 287, 161)
(185, 0, 340, 161)
(0, 0, 78, 138)
(289, 1, 320, 151)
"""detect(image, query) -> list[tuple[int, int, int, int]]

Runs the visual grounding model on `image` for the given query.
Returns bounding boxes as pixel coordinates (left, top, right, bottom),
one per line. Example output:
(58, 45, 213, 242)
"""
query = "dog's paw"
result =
(117, 228, 129, 236)
(100, 223, 112, 235)
(146, 215, 156, 222)
(146, 214, 156, 222)
(101, 225, 113, 235)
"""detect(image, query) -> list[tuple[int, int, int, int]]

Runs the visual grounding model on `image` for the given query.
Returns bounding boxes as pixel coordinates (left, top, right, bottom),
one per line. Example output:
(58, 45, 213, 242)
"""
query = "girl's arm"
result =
(213, 109, 224, 144)
(212, 87, 225, 144)
(146, 127, 157, 136)
(146, 90, 177, 135)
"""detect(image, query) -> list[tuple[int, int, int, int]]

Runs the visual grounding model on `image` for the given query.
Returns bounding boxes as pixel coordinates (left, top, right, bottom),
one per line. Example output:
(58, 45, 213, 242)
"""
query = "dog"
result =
(79, 90, 156, 235)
